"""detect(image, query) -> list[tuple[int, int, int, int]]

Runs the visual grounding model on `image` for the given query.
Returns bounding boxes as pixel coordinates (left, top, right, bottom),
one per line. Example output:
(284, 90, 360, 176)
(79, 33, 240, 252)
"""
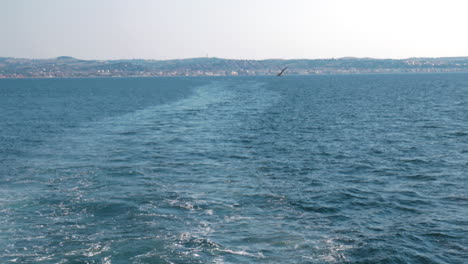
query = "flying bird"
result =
(277, 67, 288, 76)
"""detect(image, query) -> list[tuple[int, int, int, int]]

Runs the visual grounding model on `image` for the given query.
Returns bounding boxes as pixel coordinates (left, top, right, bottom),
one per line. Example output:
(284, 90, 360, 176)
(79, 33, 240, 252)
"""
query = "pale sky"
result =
(1, 0, 467, 60)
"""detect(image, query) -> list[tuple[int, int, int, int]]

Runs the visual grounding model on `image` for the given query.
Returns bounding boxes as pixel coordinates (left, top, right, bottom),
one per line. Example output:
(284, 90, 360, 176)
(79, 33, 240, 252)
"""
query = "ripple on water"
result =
(1, 75, 467, 263)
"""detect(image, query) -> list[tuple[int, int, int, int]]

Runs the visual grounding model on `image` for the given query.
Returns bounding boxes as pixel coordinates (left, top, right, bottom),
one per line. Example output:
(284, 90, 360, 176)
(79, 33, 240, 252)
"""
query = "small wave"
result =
(291, 202, 340, 214)
(64, 243, 110, 257)
(223, 216, 253, 222)
(403, 174, 437, 181)
(301, 238, 352, 263)
(217, 249, 265, 258)
(442, 195, 468, 202)
(168, 199, 198, 211)
(449, 131, 468, 137)
(399, 158, 429, 164)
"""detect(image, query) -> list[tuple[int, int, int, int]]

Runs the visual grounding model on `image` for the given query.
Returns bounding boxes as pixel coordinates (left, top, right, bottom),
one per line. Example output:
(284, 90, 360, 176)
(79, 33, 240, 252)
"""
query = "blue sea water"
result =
(0, 74, 467, 264)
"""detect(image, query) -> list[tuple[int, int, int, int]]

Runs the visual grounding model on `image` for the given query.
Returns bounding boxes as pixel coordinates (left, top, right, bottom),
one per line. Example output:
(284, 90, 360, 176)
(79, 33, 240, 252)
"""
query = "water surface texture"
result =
(1, 75, 467, 263)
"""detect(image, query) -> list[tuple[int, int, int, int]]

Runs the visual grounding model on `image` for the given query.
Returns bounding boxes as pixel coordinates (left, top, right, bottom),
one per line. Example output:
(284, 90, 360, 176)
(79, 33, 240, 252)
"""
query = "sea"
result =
(0, 74, 467, 264)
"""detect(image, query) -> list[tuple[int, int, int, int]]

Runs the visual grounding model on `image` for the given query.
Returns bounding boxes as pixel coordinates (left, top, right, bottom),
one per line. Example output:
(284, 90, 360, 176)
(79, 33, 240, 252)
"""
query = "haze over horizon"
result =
(2, 0, 468, 60)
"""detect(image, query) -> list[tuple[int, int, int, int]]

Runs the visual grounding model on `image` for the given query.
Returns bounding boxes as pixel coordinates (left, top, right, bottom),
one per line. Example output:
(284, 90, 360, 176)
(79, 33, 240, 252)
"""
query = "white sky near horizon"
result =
(1, 0, 467, 60)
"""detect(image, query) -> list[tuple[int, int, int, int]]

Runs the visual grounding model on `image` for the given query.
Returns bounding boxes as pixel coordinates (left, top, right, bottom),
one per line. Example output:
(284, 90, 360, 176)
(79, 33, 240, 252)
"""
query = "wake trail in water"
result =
(1, 80, 285, 263)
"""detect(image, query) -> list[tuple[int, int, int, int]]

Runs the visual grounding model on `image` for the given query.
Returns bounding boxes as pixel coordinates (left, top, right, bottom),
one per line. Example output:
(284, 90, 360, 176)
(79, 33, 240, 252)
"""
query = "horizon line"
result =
(2, 55, 468, 61)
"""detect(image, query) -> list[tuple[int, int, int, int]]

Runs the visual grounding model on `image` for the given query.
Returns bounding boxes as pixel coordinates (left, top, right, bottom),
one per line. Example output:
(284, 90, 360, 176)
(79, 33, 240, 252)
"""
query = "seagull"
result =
(277, 67, 288, 76)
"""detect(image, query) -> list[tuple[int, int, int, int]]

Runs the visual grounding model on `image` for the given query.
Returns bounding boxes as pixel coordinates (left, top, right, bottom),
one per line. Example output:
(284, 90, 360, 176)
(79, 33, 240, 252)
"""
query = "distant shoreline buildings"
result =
(1, 56, 468, 79)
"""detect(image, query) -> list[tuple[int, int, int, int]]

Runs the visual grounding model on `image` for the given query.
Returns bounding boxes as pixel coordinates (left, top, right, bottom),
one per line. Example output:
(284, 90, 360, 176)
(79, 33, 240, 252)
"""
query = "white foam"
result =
(218, 249, 265, 258)
(102, 256, 112, 264)
(223, 215, 253, 222)
(205, 209, 213, 215)
(64, 243, 110, 258)
(317, 238, 352, 263)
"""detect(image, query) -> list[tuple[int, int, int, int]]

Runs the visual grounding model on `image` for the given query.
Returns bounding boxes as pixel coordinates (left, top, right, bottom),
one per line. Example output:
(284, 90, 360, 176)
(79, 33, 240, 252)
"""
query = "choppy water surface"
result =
(0, 75, 467, 263)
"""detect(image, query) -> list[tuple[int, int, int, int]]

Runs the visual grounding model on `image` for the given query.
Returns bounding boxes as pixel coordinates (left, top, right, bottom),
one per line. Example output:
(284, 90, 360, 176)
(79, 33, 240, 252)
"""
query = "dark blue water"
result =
(1, 75, 467, 264)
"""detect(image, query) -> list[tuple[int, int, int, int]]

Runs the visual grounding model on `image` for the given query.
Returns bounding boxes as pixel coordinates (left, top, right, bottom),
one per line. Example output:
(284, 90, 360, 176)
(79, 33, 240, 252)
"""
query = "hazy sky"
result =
(1, 0, 467, 60)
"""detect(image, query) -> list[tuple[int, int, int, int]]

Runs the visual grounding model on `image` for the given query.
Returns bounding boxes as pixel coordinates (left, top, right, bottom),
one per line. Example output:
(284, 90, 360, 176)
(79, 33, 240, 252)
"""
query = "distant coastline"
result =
(1, 56, 468, 79)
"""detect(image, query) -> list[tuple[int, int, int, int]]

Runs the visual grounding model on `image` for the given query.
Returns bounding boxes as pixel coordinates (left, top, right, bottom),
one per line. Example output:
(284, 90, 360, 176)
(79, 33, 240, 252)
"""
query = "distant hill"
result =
(56, 56, 77, 60)
(1, 56, 468, 78)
